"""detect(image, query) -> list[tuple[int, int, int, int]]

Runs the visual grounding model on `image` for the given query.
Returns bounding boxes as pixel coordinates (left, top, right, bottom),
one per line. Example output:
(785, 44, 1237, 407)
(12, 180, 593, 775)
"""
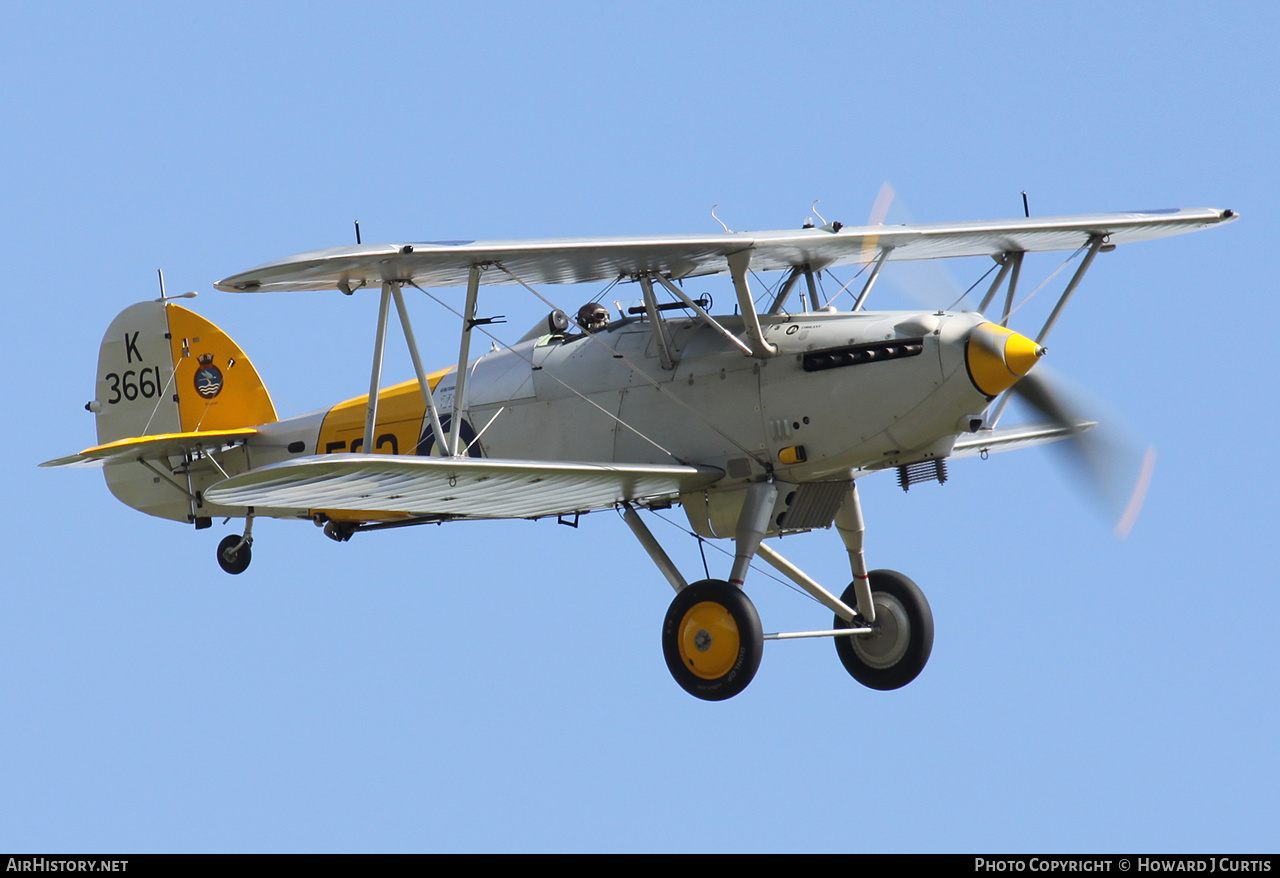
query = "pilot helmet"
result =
(576, 302, 609, 332)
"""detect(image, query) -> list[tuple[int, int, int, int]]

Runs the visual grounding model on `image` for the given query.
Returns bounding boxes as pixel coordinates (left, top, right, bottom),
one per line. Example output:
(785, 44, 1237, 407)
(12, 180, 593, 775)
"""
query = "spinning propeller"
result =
(846, 183, 1155, 536)
(1005, 369, 1156, 538)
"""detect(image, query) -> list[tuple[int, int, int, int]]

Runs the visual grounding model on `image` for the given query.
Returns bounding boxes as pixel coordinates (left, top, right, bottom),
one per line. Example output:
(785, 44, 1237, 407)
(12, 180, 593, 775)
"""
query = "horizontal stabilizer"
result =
(950, 421, 1096, 460)
(203, 454, 724, 520)
(40, 428, 258, 468)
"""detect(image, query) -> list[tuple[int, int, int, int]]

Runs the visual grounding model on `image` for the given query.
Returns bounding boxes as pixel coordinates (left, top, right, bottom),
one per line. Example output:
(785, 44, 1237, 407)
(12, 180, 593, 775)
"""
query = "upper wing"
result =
(215, 208, 1236, 293)
(203, 454, 724, 520)
(40, 428, 258, 468)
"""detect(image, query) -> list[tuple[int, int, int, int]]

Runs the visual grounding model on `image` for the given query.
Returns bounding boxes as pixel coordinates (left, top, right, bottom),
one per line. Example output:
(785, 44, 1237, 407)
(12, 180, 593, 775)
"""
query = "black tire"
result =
(217, 534, 252, 575)
(834, 570, 932, 690)
(662, 579, 764, 701)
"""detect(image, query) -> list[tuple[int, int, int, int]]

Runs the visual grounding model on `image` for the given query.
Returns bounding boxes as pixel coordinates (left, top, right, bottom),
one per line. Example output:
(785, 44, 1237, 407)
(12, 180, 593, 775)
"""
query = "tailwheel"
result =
(662, 579, 763, 701)
(216, 534, 252, 575)
(834, 570, 933, 690)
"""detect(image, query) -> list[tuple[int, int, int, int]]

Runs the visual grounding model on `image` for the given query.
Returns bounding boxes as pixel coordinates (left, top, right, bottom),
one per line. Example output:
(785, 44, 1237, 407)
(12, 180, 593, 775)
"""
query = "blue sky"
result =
(3, 1, 1275, 852)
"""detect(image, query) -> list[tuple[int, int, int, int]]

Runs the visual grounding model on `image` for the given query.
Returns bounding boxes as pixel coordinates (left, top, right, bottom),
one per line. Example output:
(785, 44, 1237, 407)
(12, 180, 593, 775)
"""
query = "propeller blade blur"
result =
(1008, 370, 1156, 538)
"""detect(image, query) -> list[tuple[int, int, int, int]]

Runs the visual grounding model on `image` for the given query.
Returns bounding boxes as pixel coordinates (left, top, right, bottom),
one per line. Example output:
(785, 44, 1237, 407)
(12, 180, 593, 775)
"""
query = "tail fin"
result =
(91, 300, 276, 522)
(94, 300, 276, 444)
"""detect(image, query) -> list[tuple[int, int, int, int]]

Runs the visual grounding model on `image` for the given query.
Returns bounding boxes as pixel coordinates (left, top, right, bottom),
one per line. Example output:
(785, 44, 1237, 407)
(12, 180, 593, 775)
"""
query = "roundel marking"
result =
(194, 358, 224, 399)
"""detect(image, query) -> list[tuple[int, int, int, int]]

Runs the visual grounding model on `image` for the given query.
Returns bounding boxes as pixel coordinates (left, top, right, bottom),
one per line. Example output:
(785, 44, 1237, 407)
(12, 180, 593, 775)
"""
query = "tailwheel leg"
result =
(662, 579, 763, 701)
(216, 512, 254, 575)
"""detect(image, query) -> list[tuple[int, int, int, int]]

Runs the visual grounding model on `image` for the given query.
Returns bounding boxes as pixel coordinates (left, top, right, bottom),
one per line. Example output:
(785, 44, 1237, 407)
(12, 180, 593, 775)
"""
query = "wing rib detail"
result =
(203, 454, 724, 520)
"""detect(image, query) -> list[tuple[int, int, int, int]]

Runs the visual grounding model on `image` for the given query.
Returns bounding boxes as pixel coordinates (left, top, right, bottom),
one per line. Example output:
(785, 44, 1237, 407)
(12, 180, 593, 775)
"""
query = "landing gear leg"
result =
(216, 511, 254, 575)
(728, 480, 776, 587)
(624, 484, 773, 701)
(834, 483, 874, 622)
(832, 485, 933, 688)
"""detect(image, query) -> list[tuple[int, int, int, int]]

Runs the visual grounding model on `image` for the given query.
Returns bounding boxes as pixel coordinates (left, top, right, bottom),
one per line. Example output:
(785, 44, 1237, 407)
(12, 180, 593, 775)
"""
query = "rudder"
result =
(94, 301, 276, 444)
(93, 300, 276, 521)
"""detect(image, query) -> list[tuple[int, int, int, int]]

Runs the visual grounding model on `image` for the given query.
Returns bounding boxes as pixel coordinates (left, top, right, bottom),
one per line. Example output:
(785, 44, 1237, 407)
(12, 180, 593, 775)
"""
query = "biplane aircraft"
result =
(43, 206, 1236, 700)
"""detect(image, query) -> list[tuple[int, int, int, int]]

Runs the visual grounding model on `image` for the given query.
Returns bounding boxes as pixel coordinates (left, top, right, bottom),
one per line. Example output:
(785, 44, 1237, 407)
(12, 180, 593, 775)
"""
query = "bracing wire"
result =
(640, 507, 825, 605)
(409, 281, 678, 461)
(494, 264, 772, 468)
(818, 261, 871, 309)
(1003, 246, 1085, 322)
(944, 260, 1001, 312)
(589, 276, 622, 306)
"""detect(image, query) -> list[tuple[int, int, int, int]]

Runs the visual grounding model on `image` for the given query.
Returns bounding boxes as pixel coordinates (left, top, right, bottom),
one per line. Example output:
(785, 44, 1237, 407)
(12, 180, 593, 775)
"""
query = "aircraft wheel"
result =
(216, 535, 252, 575)
(834, 570, 932, 690)
(662, 579, 763, 701)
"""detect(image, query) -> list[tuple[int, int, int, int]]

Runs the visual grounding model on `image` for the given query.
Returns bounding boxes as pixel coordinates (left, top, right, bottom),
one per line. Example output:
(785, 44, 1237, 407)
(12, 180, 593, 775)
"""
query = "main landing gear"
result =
(216, 513, 254, 575)
(627, 481, 934, 701)
(833, 571, 933, 690)
(662, 579, 764, 701)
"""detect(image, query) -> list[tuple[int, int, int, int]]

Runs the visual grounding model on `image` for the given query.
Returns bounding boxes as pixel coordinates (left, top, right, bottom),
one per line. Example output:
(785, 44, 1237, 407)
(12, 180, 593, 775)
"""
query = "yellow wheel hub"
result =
(678, 601, 741, 680)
